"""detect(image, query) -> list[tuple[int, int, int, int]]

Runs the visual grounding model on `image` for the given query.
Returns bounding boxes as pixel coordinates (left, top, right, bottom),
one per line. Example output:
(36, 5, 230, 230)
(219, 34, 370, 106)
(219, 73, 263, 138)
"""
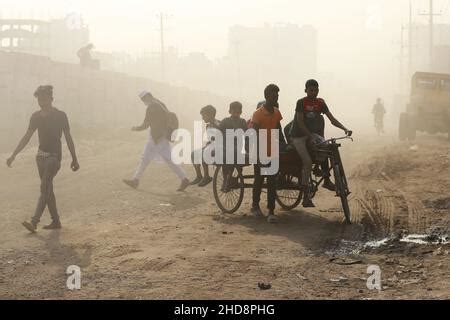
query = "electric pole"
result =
(420, 0, 442, 69)
(232, 39, 242, 98)
(408, 0, 413, 78)
(156, 12, 170, 82)
(400, 24, 408, 89)
(429, 0, 434, 67)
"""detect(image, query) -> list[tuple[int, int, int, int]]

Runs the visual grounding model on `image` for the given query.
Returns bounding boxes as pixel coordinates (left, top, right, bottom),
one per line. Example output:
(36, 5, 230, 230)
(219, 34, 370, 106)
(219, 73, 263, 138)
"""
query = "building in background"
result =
(123, 23, 318, 105)
(0, 15, 90, 63)
(0, 17, 318, 108)
(227, 23, 318, 102)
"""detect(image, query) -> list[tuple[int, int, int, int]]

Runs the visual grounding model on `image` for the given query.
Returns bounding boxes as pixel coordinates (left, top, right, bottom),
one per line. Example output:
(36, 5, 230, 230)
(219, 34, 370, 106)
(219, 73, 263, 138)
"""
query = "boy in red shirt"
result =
(290, 79, 352, 207)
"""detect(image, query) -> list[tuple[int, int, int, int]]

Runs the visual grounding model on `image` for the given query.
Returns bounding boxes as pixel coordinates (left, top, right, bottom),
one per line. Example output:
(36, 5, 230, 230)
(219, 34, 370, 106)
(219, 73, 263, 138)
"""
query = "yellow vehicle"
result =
(400, 72, 450, 140)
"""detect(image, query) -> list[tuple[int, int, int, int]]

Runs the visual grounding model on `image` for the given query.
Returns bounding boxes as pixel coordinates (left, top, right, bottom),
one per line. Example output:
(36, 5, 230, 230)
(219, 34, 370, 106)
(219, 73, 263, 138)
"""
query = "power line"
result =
(443, 0, 450, 14)
(419, 0, 442, 68)
(156, 12, 171, 82)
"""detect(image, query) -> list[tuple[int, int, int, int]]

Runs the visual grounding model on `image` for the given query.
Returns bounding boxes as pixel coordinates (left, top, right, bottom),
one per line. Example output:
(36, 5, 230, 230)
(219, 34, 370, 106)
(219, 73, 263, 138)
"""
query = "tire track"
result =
(349, 157, 430, 236)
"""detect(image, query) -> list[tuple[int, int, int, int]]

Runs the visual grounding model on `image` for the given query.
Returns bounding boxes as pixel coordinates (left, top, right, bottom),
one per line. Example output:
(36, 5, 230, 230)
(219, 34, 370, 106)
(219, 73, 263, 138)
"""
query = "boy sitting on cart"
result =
(289, 79, 352, 208)
(219, 101, 248, 192)
(190, 105, 221, 187)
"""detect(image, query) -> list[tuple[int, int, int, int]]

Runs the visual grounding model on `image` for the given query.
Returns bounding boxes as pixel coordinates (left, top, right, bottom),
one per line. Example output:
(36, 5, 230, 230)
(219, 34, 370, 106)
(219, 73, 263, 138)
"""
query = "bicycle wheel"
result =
(213, 166, 244, 214)
(333, 164, 351, 224)
(275, 173, 303, 210)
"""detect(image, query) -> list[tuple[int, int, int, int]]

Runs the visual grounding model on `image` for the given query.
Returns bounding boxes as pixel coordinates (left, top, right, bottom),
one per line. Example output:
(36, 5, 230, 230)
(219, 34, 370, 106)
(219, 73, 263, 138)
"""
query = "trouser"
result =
(191, 147, 214, 177)
(292, 137, 312, 187)
(31, 155, 61, 225)
(252, 164, 276, 210)
(134, 136, 187, 181)
(321, 158, 331, 178)
(374, 116, 383, 127)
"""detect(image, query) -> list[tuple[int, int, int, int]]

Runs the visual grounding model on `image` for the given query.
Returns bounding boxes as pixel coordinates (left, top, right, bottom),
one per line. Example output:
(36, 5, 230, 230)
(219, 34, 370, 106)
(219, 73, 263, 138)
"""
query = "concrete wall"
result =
(0, 51, 232, 151)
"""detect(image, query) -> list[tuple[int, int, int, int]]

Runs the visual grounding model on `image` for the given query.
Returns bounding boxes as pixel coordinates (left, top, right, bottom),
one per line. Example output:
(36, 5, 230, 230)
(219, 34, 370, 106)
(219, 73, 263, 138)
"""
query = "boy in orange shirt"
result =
(251, 84, 284, 223)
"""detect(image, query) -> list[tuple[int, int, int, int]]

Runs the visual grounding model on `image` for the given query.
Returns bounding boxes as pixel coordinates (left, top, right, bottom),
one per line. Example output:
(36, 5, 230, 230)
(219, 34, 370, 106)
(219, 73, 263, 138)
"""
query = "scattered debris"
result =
(320, 208, 342, 213)
(432, 247, 443, 256)
(399, 279, 421, 285)
(329, 257, 363, 265)
(387, 275, 399, 283)
(423, 198, 450, 210)
(426, 226, 449, 242)
(325, 240, 363, 256)
(364, 228, 449, 250)
(296, 274, 308, 281)
(365, 238, 390, 248)
(401, 234, 449, 245)
(159, 203, 173, 207)
(258, 283, 272, 290)
(330, 276, 348, 283)
(385, 258, 399, 265)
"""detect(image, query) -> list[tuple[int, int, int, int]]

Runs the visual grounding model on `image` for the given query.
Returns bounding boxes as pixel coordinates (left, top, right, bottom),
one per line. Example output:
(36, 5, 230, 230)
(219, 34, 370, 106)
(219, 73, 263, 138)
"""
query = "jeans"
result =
(31, 155, 61, 225)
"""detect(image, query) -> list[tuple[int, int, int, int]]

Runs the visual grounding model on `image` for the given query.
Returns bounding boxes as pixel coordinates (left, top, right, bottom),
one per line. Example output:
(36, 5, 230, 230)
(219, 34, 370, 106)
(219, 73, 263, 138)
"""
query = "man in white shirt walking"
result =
(123, 91, 190, 192)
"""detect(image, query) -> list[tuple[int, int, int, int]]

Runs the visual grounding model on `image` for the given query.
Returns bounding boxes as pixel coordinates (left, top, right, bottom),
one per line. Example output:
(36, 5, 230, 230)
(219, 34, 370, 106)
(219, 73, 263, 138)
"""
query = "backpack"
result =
(153, 99, 179, 141)
(166, 111, 179, 141)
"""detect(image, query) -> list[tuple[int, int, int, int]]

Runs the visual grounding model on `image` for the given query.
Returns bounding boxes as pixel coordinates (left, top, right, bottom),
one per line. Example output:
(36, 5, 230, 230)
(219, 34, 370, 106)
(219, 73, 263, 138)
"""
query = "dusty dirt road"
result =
(0, 129, 449, 299)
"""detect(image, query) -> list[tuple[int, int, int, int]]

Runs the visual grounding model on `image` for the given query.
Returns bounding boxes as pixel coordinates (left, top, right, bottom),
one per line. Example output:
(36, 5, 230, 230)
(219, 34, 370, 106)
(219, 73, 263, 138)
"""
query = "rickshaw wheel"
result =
(213, 166, 244, 214)
(275, 173, 303, 210)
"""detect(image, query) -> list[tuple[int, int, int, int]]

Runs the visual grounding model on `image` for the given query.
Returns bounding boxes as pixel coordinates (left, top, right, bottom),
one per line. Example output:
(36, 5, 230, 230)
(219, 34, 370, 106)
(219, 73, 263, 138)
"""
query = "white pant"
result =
(134, 136, 187, 181)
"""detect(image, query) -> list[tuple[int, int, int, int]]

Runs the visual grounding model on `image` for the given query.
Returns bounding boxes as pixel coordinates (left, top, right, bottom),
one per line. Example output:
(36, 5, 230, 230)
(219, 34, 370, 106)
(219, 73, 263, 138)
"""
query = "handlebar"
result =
(315, 135, 353, 146)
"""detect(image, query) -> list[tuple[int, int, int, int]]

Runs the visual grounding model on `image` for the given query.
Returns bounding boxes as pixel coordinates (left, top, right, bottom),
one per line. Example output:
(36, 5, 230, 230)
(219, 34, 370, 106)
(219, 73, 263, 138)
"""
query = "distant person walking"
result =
(372, 98, 386, 134)
(123, 91, 190, 192)
(6, 85, 80, 233)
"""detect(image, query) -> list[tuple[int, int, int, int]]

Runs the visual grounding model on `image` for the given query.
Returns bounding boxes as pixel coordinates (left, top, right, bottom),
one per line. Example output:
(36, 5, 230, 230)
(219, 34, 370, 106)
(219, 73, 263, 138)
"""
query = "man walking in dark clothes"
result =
(7, 85, 80, 233)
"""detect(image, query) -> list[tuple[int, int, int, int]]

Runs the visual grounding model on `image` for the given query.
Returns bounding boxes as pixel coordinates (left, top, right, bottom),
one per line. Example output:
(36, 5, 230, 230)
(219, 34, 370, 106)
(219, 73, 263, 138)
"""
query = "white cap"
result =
(139, 90, 151, 99)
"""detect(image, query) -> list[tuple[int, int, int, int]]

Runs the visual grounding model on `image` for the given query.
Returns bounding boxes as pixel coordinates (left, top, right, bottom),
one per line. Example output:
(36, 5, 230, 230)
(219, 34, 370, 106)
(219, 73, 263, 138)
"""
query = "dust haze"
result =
(2, 0, 436, 136)
(0, 0, 449, 300)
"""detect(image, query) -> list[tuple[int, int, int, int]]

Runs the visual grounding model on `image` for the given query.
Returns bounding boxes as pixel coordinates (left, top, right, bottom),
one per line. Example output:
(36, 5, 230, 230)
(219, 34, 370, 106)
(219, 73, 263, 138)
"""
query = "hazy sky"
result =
(1, 0, 450, 92)
(2, 0, 450, 58)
